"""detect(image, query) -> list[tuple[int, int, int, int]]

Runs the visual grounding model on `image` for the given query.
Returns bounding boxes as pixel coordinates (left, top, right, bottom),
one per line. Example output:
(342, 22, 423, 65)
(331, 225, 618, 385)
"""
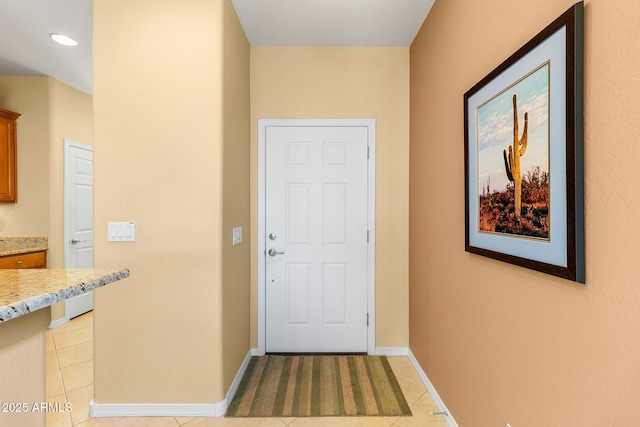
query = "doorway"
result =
(258, 119, 376, 354)
(64, 139, 94, 319)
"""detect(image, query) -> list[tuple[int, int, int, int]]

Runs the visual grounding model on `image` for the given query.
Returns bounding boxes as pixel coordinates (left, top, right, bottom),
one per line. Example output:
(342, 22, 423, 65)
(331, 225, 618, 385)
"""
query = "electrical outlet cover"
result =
(232, 227, 243, 245)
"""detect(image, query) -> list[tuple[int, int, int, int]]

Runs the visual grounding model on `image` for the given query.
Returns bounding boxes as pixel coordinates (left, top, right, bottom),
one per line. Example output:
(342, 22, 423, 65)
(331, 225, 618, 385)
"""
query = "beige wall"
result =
(49, 79, 93, 269)
(49, 80, 93, 321)
(250, 46, 410, 349)
(410, 0, 640, 425)
(0, 309, 50, 427)
(93, 0, 249, 404)
(0, 77, 51, 237)
(0, 77, 91, 259)
(222, 0, 251, 393)
(0, 77, 93, 321)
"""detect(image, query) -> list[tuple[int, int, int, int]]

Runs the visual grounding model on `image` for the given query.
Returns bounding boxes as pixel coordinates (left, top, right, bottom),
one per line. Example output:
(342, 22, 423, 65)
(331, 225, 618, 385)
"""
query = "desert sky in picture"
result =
(476, 62, 550, 236)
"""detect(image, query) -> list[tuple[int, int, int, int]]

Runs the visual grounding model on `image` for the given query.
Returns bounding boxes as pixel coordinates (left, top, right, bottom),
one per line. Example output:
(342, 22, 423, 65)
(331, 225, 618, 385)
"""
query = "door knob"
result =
(70, 239, 87, 244)
(268, 248, 285, 256)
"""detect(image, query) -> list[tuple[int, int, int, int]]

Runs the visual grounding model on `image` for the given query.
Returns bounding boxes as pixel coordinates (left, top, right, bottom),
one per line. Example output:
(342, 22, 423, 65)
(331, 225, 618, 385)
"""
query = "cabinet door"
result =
(0, 108, 20, 202)
(0, 251, 47, 269)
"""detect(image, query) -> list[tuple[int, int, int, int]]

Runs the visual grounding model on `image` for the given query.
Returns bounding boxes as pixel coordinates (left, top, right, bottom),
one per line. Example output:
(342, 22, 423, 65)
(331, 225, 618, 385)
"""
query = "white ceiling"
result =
(231, 0, 434, 46)
(0, 0, 434, 95)
(0, 0, 93, 95)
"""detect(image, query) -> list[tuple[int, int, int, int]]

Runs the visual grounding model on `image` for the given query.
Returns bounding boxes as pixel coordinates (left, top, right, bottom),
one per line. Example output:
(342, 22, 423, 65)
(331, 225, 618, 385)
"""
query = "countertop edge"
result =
(0, 269, 130, 323)
(0, 237, 48, 257)
(0, 246, 48, 257)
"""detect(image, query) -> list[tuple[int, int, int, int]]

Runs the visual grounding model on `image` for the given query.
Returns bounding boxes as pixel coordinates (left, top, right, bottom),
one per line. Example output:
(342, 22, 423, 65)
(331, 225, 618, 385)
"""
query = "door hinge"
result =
(367, 313, 369, 326)
(367, 146, 370, 159)
(367, 230, 369, 243)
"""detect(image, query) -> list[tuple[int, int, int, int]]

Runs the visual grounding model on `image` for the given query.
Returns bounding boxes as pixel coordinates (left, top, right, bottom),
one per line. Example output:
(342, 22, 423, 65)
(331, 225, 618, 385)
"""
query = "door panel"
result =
(286, 184, 311, 244)
(265, 126, 369, 353)
(323, 184, 347, 244)
(323, 262, 347, 324)
(286, 263, 311, 324)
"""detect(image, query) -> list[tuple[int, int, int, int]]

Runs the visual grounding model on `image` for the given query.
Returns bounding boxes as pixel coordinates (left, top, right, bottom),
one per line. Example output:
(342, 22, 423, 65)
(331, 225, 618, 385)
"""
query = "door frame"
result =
(257, 118, 376, 355)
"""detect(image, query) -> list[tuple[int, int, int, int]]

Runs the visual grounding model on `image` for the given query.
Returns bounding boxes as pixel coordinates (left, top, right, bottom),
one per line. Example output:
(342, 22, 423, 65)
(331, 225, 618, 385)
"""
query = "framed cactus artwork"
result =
(464, 2, 584, 283)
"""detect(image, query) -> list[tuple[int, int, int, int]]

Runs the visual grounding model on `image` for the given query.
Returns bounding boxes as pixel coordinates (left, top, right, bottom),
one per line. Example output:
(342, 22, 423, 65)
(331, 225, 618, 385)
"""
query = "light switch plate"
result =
(232, 227, 243, 245)
(108, 222, 136, 242)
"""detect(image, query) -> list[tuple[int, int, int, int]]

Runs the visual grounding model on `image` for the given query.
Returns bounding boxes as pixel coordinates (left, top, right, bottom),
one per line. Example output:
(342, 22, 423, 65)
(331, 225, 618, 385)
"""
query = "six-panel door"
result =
(265, 126, 369, 353)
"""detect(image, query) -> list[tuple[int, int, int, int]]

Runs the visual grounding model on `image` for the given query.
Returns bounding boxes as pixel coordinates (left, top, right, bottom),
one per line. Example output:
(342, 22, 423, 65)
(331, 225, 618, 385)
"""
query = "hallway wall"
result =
(93, 0, 250, 405)
(409, 0, 640, 425)
(250, 46, 410, 349)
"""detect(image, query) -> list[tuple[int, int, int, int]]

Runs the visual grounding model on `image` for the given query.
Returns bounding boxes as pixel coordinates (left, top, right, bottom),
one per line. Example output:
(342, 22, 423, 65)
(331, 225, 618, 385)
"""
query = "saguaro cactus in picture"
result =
(502, 94, 528, 218)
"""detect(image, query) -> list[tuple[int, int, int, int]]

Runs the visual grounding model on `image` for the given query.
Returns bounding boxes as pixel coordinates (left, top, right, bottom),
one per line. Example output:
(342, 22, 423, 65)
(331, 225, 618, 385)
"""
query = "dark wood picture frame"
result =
(464, 2, 584, 283)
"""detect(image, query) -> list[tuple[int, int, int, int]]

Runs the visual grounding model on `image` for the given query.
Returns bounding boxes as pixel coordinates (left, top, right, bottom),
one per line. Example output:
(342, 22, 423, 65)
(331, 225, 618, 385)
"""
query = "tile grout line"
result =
(48, 318, 94, 426)
(51, 327, 94, 351)
(50, 330, 68, 406)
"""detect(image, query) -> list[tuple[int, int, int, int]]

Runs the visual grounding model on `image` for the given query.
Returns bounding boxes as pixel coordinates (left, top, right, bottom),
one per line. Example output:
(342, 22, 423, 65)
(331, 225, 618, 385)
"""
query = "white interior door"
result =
(265, 125, 370, 353)
(64, 140, 94, 319)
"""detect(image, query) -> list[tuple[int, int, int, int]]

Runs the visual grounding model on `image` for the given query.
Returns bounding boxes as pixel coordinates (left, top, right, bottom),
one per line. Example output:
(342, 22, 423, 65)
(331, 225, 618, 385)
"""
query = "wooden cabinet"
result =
(0, 251, 47, 269)
(0, 108, 20, 202)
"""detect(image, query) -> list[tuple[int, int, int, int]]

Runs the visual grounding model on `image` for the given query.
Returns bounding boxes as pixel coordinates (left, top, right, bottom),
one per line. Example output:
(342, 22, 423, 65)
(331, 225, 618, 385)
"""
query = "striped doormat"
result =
(226, 355, 411, 417)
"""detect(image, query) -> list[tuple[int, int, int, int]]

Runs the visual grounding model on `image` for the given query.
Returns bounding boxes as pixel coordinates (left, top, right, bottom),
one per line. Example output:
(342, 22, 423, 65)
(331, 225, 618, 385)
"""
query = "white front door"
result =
(64, 140, 94, 319)
(264, 123, 371, 353)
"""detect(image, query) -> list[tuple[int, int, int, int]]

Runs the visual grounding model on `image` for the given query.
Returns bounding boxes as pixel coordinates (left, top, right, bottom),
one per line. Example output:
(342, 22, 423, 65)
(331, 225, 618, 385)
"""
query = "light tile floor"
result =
(46, 312, 448, 427)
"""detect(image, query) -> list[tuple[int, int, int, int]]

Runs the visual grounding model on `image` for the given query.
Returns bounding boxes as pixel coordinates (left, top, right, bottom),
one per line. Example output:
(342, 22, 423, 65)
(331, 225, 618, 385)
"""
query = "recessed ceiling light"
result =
(50, 33, 79, 47)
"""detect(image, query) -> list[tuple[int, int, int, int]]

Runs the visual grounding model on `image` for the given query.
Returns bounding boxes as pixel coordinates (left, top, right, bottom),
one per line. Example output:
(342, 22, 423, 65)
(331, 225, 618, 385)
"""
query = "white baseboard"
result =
(90, 348, 254, 418)
(375, 347, 409, 356)
(224, 349, 254, 406)
(48, 316, 69, 329)
(408, 349, 459, 427)
(89, 401, 225, 418)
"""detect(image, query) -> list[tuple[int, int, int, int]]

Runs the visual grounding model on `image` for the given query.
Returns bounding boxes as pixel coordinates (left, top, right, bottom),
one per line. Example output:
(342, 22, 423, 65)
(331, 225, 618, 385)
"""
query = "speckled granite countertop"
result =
(0, 237, 48, 257)
(0, 268, 129, 322)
